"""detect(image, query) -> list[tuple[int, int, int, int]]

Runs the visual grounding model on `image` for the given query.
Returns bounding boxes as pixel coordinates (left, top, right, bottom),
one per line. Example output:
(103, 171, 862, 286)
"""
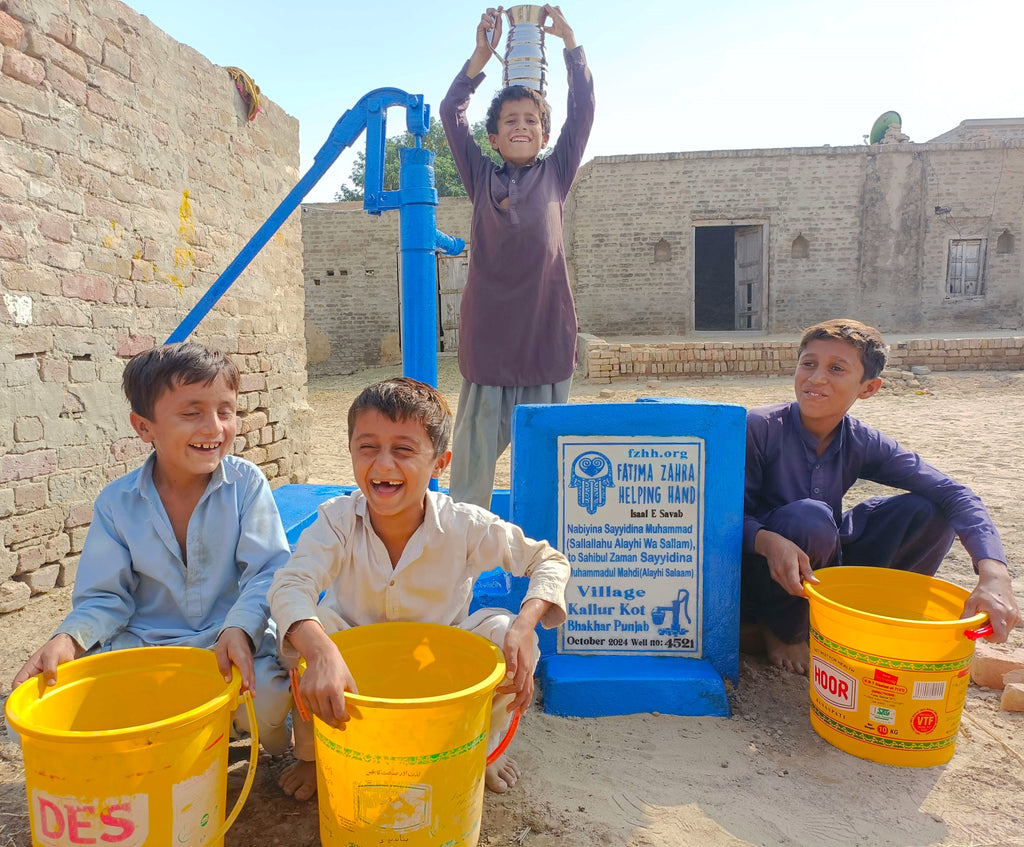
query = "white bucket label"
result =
(869, 705, 896, 725)
(30, 790, 149, 846)
(172, 759, 221, 845)
(812, 657, 857, 710)
(356, 783, 430, 832)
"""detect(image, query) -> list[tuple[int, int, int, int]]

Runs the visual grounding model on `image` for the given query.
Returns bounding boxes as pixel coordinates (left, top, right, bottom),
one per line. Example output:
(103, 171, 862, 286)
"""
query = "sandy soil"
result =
(2, 357, 1023, 847)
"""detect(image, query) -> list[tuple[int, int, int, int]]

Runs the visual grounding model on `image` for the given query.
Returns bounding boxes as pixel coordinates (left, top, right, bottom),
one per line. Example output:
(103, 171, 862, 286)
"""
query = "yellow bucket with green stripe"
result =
(302, 622, 507, 846)
(805, 567, 989, 767)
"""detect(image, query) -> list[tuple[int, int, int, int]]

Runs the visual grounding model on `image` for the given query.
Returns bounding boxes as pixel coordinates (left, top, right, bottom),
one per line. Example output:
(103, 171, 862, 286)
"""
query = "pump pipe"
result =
(166, 88, 465, 388)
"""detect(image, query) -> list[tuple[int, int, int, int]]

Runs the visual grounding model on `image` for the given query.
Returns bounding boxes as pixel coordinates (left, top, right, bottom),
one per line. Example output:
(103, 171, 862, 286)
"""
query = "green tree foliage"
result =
(335, 117, 502, 201)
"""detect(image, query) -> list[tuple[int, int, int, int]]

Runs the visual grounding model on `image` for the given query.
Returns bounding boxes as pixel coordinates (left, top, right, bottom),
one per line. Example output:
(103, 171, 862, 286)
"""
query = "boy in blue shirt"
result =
(743, 319, 1020, 673)
(12, 342, 292, 753)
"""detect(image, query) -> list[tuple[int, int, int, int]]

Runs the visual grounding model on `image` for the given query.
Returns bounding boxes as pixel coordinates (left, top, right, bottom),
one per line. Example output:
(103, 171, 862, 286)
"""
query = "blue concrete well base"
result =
(540, 654, 730, 718)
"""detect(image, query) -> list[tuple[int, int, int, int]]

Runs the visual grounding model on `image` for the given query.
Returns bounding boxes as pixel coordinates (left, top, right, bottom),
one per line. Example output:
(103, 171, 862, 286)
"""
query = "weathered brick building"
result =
(0, 0, 309, 613)
(303, 199, 474, 376)
(302, 125, 1024, 377)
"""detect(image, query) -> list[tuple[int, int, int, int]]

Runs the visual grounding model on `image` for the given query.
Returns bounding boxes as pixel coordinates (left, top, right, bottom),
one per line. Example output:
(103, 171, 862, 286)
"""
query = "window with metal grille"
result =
(945, 239, 986, 297)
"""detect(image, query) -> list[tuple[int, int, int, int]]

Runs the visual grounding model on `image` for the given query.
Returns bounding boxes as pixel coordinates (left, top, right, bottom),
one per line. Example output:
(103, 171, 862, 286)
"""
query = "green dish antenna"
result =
(869, 111, 902, 144)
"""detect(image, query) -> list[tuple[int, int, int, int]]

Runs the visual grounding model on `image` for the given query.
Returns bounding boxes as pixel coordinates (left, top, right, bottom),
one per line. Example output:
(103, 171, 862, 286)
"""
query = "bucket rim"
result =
(341, 649, 506, 709)
(315, 622, 508, 708)
(4, 646, 239, 742)
(804, 567, 987, 631)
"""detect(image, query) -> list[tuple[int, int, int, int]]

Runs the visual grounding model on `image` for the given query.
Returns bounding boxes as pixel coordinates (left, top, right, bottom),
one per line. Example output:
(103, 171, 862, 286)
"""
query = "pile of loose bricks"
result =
(971, 643, 1024, 712)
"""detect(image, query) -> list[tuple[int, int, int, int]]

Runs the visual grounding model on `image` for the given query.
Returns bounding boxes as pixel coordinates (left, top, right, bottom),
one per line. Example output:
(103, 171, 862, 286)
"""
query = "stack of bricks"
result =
(582, 336, 1024, 383)
(584, 338, 801, 383)
(0, 0, 310, 614)
(887, 337, 1024, 371)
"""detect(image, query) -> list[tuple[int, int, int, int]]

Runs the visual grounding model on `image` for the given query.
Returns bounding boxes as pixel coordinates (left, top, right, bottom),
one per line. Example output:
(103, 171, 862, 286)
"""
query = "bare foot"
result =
(278, 758, 317, 801)
(762, 626, 809, 675)
(484, 755, 521, 793)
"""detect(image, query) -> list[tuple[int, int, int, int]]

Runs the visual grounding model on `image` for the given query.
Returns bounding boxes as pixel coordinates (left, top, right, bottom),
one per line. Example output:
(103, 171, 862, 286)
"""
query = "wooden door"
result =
(437, 253, 469, 352)
(734, 226, 763, 330)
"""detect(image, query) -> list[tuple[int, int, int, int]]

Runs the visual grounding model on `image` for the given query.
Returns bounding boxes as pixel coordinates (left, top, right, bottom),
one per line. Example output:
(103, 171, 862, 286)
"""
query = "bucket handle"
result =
(486, 710, 521, 766)
(965, 622, 993, 641)
(290, 667, 311, 722)
(206, 689, 259, 844)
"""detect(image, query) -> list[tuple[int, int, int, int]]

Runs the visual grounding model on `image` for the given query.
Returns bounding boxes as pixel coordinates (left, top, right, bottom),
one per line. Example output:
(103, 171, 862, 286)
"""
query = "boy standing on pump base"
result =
(11, 343, 293, 752)
(269, 378, 570, 801)
(440, 4, 595, 509)
(742, 319, 1020, 674)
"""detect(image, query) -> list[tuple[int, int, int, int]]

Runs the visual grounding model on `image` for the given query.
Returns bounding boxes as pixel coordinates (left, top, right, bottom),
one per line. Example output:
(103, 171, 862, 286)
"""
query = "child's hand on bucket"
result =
(287, 620, 360, 729)
(299, 650, 359, 729)
(215, 627, 256, 694)
(501, 600, 553, 715)
(12, 633, 84, 689)
(963, 558, 1022, 642)
(756, 529, 819, 596)
(498, 637, 534, 715)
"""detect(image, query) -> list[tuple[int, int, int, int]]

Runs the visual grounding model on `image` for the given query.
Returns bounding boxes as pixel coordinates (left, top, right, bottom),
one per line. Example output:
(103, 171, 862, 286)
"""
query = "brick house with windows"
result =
(569, 121, 1024, 338)
(303, 119, 1024, 377)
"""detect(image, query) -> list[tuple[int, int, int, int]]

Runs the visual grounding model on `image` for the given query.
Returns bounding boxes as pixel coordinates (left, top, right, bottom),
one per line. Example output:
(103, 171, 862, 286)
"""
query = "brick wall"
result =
(0, 0, 310, 613)
(582, 335, 1024, 382)
(302, 198, 473, 375)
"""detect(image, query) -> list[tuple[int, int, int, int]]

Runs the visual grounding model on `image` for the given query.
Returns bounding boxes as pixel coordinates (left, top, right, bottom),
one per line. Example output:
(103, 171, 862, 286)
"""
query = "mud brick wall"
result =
(0, 0, 310, 613)
(581, 335, 1024, 383)
(302, 198, 473, 376)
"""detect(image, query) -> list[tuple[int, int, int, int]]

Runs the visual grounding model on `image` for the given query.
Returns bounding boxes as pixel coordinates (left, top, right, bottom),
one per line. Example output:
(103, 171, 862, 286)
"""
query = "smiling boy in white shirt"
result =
(269, 377, 570, 800)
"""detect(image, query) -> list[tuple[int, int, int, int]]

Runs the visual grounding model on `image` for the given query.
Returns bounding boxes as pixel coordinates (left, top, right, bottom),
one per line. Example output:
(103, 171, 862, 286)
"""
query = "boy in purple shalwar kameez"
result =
(440, 4, 595, 509)
(742, 319, 1020, 673)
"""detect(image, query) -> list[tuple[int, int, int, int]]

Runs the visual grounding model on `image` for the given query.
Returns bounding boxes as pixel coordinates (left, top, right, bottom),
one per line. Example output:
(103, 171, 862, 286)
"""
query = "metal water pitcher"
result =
(488, 5, 548, 95)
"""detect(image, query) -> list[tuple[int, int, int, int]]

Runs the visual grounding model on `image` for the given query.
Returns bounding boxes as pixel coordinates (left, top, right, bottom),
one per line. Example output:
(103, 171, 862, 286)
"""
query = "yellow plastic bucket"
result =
(297, 622, 510, 847)
(805, 567, 989, 767)
(4, 646, 258, 846)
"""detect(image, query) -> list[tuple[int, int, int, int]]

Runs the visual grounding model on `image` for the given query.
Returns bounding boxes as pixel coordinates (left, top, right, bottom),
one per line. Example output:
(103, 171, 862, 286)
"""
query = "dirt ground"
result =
(2, 357, 1023, 847)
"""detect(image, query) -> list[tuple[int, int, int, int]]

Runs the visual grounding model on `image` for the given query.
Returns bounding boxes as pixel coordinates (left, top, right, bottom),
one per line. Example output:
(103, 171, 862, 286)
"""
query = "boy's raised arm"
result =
(440, 9, 505, 201)
(545, 6, 593, 193)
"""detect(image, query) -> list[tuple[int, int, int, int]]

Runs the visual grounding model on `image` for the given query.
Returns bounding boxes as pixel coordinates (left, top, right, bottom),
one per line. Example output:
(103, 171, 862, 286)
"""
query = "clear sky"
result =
(126, 0, 1024, 203)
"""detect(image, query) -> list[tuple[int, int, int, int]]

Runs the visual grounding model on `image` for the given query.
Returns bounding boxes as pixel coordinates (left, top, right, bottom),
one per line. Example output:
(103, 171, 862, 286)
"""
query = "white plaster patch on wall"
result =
(4, 292, 33, 325)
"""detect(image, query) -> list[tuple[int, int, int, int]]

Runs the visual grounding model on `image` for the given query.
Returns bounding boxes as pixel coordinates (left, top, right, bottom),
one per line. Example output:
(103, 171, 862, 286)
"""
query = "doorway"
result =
(437, 252, 469, 352)
(694, 224, 766, 330)
(396, 250, 470, 354)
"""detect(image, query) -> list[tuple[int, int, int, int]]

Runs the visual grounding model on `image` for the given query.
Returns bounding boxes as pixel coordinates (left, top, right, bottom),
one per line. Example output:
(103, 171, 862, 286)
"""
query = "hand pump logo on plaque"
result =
(558, 436, 705, 656)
